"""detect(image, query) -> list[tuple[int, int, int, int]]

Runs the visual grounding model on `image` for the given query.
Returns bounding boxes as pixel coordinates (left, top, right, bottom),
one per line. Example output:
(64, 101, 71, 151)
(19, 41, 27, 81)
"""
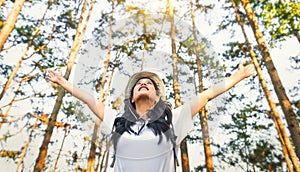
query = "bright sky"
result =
(0, 0, 299, 172)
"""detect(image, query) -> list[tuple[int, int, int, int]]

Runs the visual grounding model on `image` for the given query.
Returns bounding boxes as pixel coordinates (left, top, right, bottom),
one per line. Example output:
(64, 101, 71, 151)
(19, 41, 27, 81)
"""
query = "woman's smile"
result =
(138, 85, 149, 91)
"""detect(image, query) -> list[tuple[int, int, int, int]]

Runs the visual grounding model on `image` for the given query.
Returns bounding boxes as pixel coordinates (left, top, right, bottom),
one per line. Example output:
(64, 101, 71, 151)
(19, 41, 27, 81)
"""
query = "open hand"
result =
(237, 62, 255, 79)
(46, 69, 63, 83)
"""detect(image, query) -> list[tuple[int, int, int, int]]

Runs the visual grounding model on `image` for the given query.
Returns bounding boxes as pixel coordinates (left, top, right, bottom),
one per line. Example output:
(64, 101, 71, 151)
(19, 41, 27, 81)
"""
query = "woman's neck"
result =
(134, 99, 156, 120)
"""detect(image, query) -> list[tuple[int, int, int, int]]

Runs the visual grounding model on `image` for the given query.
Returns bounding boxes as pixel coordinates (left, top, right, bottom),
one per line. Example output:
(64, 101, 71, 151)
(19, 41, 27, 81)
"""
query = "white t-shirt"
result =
(101, 103, 193, 172)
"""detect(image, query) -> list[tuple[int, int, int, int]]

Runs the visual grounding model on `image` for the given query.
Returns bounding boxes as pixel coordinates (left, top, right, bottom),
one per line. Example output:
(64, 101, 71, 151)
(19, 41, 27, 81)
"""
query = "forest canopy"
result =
(0, 0, 299, 172)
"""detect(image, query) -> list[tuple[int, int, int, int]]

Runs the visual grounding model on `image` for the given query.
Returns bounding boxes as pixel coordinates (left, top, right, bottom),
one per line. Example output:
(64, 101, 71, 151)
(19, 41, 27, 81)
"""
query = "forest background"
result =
(0, 0, 299, 172)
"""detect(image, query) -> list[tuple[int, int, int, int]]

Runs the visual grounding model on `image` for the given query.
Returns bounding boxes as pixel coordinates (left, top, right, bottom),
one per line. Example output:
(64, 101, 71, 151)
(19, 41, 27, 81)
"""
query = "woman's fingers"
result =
(45, 70, 59, 82)
(244, 64, 255, 77)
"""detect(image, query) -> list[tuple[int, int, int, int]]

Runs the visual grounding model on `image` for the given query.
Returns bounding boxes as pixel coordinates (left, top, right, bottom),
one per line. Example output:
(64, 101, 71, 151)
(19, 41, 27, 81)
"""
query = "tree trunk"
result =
(0, 0, 5, 7)
(52, 126, 69, 172)
(0, 3, 51, 100)
(241, 0, 300, 161)
(167, 0, 190, 171)
(33, 0, 93, 171)
(0, 79, 21, 129)
(0, 0, 25, 51)
(231, 1, 296, 170)
(293, 31, 300, 44)
(190, 0, 214, 171)
(87, 119, 101, 172)
(16, 119, 38, 172)
(95, 136, 105, 172)
(86, 0, 111, 171)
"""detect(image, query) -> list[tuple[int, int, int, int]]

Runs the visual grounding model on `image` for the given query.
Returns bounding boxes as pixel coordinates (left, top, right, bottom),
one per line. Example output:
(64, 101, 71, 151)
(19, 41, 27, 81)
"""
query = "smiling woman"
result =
(131, 78, 158, 107)
(107, 71, 182, 172)
(46, 63, 254, 172)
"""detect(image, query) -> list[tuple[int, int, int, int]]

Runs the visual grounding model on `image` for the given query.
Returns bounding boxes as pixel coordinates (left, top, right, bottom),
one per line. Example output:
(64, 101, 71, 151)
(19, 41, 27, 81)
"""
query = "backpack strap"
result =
(170, 123, 179, 171)
(107, 104, 179, 171)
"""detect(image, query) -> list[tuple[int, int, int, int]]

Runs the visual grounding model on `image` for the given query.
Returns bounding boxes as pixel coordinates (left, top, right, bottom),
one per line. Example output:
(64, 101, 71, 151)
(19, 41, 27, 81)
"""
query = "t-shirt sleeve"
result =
(172, 103, 193, 145)
(100, 105, 117, 135)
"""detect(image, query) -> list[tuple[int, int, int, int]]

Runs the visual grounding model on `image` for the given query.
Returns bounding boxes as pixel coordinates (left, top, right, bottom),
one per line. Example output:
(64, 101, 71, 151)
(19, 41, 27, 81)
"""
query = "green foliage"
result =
(15, 25, 34, 44)
(108, 0, 126, 4)
(0, 150, 21, 160)
(217, 104, 283, 171)
(251, 140, 283, 171)
(0, 0, 297, 171)
(58, 10, 77, 29)
(219, 1, 249, 32)
(114, 33, 158, 57)
(0, 64, 13, 77)
(257, 1, 300, 44)
(0, 20, 3, 29)
(223, 42, 249, 60)
(222, 41, 263, 73)
(61, 100, 86, 120)
(178, 36, 225, 79)
(194, 3, 214, 13)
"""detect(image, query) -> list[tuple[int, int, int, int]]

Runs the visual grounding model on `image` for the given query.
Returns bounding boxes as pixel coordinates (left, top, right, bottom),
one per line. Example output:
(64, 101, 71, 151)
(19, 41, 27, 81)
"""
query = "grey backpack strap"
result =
(170, 123, 179, 171)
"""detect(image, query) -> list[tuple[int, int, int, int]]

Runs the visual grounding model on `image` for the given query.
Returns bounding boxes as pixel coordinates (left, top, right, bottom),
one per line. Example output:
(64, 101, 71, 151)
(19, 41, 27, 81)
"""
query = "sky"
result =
(0, 0, 299, 171)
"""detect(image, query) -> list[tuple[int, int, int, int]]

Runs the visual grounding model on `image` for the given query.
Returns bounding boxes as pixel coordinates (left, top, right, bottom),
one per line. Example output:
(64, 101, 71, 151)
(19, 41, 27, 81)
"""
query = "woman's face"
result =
(131, 78, 159, 103)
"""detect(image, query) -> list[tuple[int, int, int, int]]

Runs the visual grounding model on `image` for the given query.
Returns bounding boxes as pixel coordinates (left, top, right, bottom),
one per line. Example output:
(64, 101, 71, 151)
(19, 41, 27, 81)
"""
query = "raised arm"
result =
(46, 70, 105, 120)
(190, 63, 255, 117)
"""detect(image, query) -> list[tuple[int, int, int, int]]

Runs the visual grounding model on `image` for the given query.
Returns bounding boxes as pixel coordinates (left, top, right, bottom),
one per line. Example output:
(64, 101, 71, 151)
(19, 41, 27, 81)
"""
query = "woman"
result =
(46, 63, 254, 172)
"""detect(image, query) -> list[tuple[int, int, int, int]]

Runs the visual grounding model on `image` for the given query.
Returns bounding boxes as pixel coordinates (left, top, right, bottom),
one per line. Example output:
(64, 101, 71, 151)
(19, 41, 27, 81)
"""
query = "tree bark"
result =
(0, 0, 5, 7)
(33, 0, 93, 171)
(52, 126, 69, 172)
(0, 2, 51, 100)
(231, 1, 299, 171)
(232, 1, 297, 171)
(190, 0, 214, 171)
(241, 0, 300, 161)
(16, 119, 38, 172)
(0, 0, 25, 51)
(87, 0, 112, 170)
(87, 119, 101, 172)
(167, 0, 190, 171)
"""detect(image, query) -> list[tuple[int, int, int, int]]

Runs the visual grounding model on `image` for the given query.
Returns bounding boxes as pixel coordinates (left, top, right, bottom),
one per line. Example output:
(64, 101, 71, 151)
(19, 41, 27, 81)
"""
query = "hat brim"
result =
(124, 71, 166, 101)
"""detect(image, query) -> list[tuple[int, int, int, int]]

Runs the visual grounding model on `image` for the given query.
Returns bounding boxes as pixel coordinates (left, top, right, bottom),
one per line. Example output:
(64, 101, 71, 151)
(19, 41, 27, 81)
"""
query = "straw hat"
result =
(124, 71, 166, 101)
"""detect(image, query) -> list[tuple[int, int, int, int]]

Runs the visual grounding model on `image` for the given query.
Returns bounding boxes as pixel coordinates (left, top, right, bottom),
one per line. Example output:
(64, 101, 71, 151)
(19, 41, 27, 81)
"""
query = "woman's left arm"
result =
(189, 63, 255, 117)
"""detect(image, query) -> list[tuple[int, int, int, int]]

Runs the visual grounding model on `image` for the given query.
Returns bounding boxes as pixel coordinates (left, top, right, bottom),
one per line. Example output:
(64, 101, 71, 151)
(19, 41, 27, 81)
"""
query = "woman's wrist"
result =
(56, 75, 67, 85)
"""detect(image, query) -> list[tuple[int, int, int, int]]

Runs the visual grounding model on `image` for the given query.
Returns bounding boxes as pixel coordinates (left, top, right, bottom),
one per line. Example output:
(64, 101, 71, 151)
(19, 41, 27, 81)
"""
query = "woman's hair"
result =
(112, 77, 172, 142)
(111, 98, 173, 144)
(109, 77, 178, 168)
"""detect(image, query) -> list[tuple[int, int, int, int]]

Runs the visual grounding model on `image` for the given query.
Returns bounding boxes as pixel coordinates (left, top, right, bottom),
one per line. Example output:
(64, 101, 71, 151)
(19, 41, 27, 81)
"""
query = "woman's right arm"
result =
(46, 70, 104, 120)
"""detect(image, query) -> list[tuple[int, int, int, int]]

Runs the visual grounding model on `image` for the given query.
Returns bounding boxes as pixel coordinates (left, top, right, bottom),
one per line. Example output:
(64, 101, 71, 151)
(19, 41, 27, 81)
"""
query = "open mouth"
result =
(138, 86, 149, 91)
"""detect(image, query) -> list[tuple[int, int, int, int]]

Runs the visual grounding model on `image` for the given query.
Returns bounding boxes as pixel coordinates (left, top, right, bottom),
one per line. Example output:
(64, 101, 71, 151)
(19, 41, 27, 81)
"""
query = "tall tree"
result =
(231, 0, 299, 170)
(16, 119, 38, 172)
(0, 0, 5, 7)
(190, 0, 214, 171)
(81, 1, 102, 171)
(33, 0, 94, 171)
(241, 0, 300, 160)
(52, 125, 70, 172)
(220, 104, 284, 171)
(0, 2, 52, 100)
(0, 0, 25, 51)
(167, 0, 190, 171)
